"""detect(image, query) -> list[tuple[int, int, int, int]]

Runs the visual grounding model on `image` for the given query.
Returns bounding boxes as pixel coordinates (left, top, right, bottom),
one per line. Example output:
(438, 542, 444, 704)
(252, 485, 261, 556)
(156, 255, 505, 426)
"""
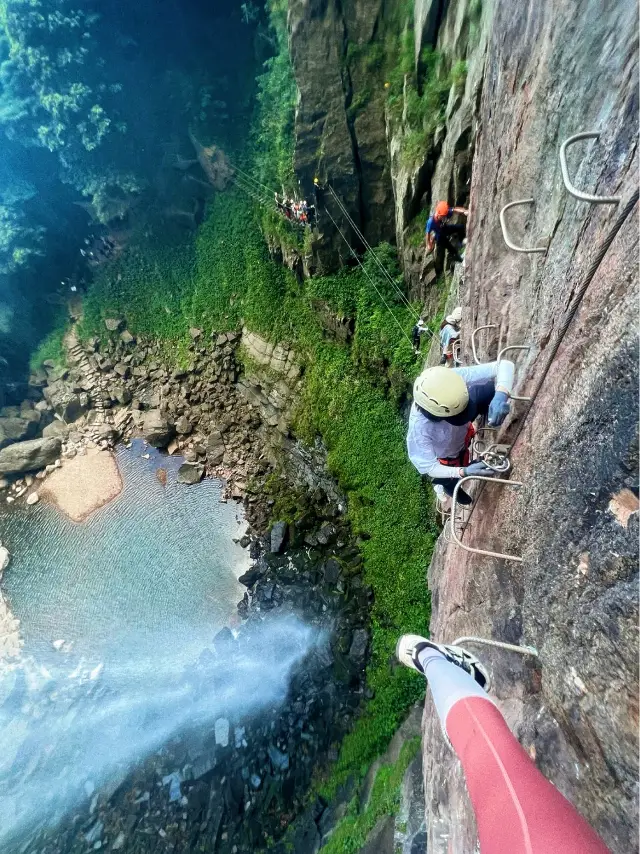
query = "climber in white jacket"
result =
(406, 361, 515, 505)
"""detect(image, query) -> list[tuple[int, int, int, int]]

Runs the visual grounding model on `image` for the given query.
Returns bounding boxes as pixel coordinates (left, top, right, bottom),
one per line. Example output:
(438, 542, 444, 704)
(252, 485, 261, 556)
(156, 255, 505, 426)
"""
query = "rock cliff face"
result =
(288, 0, 396, 270)
(421, 1, 638, 852)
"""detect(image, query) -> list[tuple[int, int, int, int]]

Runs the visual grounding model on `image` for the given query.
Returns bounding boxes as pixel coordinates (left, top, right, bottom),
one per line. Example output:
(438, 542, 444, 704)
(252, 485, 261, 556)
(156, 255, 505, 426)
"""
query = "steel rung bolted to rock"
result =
(450, 635, 539, 658)
(471, 324, 497, 364)
(450, 476, 524, 562)
(559, 132, 621, 204)
(499, 199, 549, 254)
(497, 345, 532, 401)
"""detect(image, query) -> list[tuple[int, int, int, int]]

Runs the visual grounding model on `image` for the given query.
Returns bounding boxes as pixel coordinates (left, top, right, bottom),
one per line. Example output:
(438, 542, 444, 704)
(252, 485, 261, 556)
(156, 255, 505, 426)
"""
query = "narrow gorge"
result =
(0, 1, 637, 853)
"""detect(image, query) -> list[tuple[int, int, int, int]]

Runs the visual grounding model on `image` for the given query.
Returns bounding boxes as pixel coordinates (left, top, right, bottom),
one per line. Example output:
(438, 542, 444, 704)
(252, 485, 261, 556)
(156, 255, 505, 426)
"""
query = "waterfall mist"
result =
(0, 615, 316, 849)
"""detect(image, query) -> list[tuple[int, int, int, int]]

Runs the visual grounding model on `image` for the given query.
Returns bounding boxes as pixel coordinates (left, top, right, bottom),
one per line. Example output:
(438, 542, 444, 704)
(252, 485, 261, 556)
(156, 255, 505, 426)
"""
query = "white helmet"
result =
(446, 306, 463, 325)
(413, 366, 469, 417)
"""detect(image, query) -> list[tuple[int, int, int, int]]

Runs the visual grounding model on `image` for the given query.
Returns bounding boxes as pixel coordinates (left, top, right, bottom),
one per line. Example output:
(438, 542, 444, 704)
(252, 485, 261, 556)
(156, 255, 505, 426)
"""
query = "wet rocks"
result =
(0, 437, 62, 475)
(349, 629, 369, 666)
(323, 558, 341, 585)
(177, 462, 204, 485)
(215, 718, 230, 748)
(0, 416, 38, 450)
(142, 411, 175, 448)
(270, 521, 288, 554)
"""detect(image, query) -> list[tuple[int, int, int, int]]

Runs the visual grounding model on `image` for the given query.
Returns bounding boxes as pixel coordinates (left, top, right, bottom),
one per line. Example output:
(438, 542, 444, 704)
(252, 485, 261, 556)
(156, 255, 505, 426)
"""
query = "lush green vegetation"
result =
(79, 190, 437, 804)
(29, 321, 66, 372)
(44, 0, 443, 836)
(318, 738, 421, 854)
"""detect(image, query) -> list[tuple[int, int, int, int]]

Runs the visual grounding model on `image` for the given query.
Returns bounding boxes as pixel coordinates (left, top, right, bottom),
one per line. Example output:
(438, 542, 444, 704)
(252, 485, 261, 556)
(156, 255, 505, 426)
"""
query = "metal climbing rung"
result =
(471, 324, 497, 364)
(499, 200, 549, 254)
(450, 476, 524, 562)
(451, 635, 539, 658)
(497, 345, 531, 401)
(559, 132, 621, 204)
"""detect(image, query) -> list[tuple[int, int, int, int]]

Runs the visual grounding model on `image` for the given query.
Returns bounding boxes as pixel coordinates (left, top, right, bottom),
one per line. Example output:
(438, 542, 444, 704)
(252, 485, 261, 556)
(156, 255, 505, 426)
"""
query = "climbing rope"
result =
(507, 188, 639, 450)
(323, 204, 414, 347)
(326, 184, 428, 329)
(458, 189, 639, 537)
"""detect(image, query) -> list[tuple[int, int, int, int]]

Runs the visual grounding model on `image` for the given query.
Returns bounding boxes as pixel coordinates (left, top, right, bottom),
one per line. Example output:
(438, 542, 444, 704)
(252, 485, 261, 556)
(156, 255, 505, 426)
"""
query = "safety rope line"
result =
(226, 157, 279, 199)
(459, 189, 639, 539)
(327, 184, 425, 326)
(323, 205, 414, 347)
(328, 184, 422, 319)
(507, 188, 638, 450)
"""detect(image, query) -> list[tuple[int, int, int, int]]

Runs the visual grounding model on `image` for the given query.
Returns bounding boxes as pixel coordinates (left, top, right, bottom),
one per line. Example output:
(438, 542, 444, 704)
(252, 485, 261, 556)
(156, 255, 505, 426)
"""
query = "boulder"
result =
(214, 718, 230, 748)
(349, 629, 369, 666)
(175, 416, 192, 435)
(26, 492, 39, 506)
(207, 444, 225, 465)
(45, 382, 90, 422)
(177, 463, 204, 484)
(0, 416, 38, 449)
(104, 317, 124, 332)
(0, 546, 10, 571)
(270, 521, 288, 554)
(111, 385, 132, 405)
(142, 411, 175, 448)
(113, 362, 130, 379)
(323, 558, 341, 585)
(0, 437, 62, 475)
(42, 420, 70, 440)
(189, 327, 202, 340)
(119, 330, 135, 345)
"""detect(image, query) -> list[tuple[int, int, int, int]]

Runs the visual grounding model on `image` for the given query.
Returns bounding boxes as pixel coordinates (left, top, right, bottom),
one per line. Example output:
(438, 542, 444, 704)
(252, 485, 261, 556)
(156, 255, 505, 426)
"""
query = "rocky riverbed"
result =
(0, 322, 375, 854)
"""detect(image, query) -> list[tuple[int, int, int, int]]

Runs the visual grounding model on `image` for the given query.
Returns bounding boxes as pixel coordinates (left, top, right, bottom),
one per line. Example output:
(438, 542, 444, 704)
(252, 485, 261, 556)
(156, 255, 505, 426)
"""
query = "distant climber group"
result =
(274, 192, 316, 226)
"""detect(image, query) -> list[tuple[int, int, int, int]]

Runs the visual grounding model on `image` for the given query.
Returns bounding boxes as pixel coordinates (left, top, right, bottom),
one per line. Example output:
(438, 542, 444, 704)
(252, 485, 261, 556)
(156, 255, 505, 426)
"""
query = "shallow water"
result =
(0, 440, 250, 663)
(0, 442, 314, 848)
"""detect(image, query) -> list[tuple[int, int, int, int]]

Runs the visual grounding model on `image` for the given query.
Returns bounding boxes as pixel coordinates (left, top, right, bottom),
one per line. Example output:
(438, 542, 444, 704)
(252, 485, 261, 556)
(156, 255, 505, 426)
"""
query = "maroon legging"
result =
(446, 696, 611, 854)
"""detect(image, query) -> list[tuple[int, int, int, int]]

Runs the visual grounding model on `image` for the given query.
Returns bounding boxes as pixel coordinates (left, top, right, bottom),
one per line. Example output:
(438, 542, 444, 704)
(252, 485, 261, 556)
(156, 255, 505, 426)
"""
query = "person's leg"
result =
(399, 639, 611, 854)
(439, 224, 465, 262)
(432, 477, 472, 505)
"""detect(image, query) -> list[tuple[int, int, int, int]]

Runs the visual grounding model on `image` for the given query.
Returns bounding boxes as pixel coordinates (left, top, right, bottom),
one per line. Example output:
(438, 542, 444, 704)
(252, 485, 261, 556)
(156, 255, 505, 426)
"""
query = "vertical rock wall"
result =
(288, 0, 396, 271)
(422, 0, 638, 852)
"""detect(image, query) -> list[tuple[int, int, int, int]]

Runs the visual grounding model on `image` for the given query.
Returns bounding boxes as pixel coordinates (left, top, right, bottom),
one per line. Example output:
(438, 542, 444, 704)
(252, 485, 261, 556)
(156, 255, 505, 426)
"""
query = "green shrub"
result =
(318, 738, 421, 854)
(29, 323, 66, 372)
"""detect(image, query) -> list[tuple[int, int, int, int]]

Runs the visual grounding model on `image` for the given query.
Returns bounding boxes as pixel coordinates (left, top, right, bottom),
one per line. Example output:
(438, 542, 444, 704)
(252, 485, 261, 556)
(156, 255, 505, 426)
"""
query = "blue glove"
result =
(488, 391, 510, 426)
(462, 461, 497, 477)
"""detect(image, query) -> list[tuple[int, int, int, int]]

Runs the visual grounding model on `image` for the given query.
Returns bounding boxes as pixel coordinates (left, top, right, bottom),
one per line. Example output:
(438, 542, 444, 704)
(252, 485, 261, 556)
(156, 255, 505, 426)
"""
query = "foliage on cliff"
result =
(79, 189, 436, 802)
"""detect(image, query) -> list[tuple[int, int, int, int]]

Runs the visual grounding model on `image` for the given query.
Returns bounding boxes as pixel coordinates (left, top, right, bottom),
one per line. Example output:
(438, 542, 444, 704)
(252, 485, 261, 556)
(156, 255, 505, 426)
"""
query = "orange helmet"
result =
(435, 201, 451, 219)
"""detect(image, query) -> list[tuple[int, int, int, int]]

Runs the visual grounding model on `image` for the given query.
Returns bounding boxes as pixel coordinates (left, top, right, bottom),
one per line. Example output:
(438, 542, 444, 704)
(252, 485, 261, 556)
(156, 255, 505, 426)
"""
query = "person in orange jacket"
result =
(425, 200, 468, 262)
